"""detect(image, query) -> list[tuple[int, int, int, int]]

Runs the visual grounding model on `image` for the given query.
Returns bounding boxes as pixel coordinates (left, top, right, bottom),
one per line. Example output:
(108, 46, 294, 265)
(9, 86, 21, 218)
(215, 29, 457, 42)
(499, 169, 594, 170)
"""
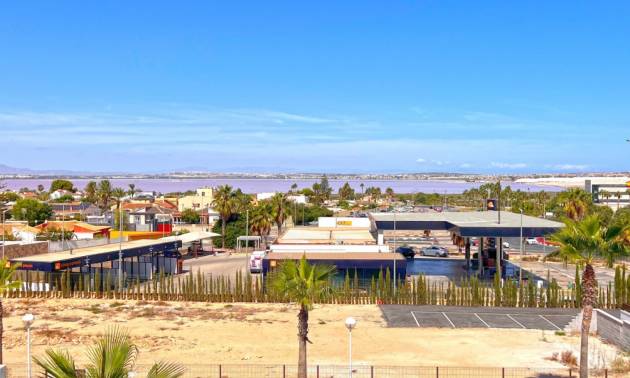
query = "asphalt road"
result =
(183, 253, 248, 277)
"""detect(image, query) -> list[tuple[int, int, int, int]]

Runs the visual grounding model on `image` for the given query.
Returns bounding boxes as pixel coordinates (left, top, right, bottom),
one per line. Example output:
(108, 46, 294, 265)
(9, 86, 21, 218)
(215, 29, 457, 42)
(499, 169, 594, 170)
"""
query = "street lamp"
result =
(1, 209, 10, 260)
(345, 317, 357, 378)
(519, 208, 524, 283)
(22, 313, 35, 378)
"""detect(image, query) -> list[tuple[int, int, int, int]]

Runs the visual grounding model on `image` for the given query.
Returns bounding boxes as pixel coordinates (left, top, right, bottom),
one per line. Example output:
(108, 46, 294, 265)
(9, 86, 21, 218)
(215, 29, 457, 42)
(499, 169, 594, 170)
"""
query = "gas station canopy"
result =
(370, 211, 564, 238)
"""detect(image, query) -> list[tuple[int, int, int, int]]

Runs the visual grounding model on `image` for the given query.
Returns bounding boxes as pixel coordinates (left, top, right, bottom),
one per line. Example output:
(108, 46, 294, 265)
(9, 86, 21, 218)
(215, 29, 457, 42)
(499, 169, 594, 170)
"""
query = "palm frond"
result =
(85, 326, 138, 378)
(146, 361, 186, 378)
(33, 349, 78, 378)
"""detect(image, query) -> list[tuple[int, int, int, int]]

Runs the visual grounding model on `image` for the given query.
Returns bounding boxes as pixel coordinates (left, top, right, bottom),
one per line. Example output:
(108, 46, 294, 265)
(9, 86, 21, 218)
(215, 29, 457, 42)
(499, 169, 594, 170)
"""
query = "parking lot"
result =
(381, 305, 579, 330)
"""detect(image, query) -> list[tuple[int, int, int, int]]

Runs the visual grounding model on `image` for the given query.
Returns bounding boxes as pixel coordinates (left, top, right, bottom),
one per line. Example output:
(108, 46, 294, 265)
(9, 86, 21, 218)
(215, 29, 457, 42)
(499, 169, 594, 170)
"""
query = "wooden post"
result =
(370, 366, 374, 378)
(282, 364, 286, 378)
(569, 368, 572, 377)
(436, 366, 439, 378)
(502, 367, 505, 378)
(218, 364, 221, 378)
(316, 365, 320, 378)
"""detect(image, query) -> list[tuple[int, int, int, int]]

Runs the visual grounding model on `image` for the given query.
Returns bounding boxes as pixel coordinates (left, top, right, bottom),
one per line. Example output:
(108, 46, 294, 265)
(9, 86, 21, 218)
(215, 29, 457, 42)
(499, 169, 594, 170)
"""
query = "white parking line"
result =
(442, 312, 456, 328)
(506, 314, 526, 329)
(410, 311, 421, 327)
(539, 315, 561, 330)
(473, 313, 491, 328)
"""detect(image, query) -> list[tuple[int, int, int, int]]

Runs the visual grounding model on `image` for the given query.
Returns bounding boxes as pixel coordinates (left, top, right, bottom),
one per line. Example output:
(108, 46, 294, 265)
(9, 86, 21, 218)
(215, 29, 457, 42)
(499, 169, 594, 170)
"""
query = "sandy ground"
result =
(2, 298, 621, 369)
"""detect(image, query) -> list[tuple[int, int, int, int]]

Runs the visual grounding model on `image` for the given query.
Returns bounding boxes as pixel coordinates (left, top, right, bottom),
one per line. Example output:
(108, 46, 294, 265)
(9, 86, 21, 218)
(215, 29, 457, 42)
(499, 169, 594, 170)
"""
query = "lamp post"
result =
(1, 209, 10, 260)
(118, 207, 123, 291)
(519, 208, 524, 283)
(345, 317, 357, 378)
(22, 313, 35, 378)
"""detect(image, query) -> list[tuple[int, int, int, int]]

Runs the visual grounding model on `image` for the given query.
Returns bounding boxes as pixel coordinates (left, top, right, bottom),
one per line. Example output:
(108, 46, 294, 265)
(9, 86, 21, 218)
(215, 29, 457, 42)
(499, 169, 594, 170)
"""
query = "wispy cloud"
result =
(547, 164, 589, 171)
(491, 162, 528, 169)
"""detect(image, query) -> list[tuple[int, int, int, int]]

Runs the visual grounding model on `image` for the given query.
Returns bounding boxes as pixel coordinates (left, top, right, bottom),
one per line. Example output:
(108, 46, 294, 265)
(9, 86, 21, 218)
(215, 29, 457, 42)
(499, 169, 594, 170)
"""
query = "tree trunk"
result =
(297, 304, 309, 378)
(0, 298, 4, 364)
(221, 217, 226, 249)
(579, 263, 597, 378)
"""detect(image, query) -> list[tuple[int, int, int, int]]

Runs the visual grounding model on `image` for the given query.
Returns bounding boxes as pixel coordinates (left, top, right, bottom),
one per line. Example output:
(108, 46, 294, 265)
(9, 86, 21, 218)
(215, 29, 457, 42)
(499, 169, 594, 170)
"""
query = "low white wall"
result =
(270, 244, 390, 253)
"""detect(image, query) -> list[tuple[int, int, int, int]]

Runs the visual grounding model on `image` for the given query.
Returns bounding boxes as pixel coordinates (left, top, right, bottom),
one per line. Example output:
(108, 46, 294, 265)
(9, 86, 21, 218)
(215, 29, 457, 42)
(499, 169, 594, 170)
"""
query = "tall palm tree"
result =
(0, 258, 21, 364)
(250, 202, 273, 248)
(271, 193, 291, 235)
(270, 256, 335, 378)
(212, 185, 236, 249)
(84, 181, 98, 204)
(34, 327, 184, 378)
(97, 180, 113, 212)
(562, 188, 591, 221)
(550, 215, 628, 378)
(111, 188, 126, 210)
(127, 184, 141, 199)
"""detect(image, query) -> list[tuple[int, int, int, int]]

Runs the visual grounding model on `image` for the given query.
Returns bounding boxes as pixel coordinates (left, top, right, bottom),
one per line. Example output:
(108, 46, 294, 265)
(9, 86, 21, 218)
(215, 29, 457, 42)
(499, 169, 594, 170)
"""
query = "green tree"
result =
(12, 198, 52, 226)
(181, 209, 200, 224)
(111, 188, 126, 210)
(212, 185, 237, 248)
(37, 184, 45, 193)
(338, 182, 355, 201)
(270, 256, 335, 378)
(271, 193, 291, 234)
(55, 194, 75, 203)
(385, 187, 395, 200)
(0, 191, 19, 203)
(50, 179, 75, 193)
(84, 181, 98, 204)
(290, 183, 298, 193)
(250, 202, 273, 247)
(127, 183, 140, 199)
(550, 215, 629, 378)
(97, 180, 113, 211)
(34, 327, 184, 378)
(211, 214, 246, 249)
(0, 258, 21, 364)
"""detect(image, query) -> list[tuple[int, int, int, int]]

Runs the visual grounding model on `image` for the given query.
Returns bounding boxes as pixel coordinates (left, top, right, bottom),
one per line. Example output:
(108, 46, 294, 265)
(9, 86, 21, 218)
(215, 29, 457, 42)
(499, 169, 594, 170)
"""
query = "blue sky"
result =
(1, 1, 629, 174)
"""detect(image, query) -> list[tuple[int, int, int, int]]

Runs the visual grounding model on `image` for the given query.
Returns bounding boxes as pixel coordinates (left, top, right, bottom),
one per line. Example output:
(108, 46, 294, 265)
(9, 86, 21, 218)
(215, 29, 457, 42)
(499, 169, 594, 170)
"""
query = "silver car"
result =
(420, 245, 449, 257)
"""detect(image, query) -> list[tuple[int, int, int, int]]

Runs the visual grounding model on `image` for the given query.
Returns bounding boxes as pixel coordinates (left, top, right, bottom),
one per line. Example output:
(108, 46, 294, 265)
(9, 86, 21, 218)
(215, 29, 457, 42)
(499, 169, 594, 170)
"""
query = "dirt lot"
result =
(2, 298, 620, 369)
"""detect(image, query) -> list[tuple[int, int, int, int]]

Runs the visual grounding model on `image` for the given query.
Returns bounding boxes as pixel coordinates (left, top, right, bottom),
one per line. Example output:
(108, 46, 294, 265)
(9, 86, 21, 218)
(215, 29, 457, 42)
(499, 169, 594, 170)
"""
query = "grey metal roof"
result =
(370, 211, 564, 238)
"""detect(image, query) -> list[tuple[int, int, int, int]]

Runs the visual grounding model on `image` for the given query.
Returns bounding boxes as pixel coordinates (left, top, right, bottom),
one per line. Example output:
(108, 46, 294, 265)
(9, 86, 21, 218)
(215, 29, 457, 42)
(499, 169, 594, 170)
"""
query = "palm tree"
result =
(84, 181, 98, 204)
(385, 187, 395, 201)
(614, 191, 622, 211)
(97, 180, 113, 211)
(127, 184, 141, 199)
(0, 258, 21, 364)
(270, 256, 335, 378)
(212, 185, 236, 249)
(34, 327, 184, 378)
(360, 183, 365, 194)
(562, 188, 591, 221)
(550, 215, 629, 378)
(271, 193, 291, 234)
(111, 188, 126, 210)
(250, 202, 273, 248)
(290, 183, 298, 193)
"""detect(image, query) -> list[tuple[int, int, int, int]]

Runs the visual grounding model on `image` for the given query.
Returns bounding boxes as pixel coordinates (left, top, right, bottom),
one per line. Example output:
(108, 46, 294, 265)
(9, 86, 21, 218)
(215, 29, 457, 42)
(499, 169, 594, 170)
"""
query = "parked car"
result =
(420, 245, 448, 257)
(249, 250, 266, 273)
(396, 246, 416, 259)
(525, 238, 539, 245)
(502, 241, 510, 249)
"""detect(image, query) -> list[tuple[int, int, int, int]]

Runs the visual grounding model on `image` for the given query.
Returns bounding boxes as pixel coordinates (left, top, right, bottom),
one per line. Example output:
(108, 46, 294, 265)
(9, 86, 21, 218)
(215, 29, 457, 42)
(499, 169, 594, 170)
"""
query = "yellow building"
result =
(177, 187, 214, 212)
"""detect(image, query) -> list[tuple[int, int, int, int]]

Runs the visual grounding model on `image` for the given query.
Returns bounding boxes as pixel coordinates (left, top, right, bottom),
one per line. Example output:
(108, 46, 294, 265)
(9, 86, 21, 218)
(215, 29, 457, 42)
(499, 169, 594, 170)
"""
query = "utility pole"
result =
(393, 211, 397, 291)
